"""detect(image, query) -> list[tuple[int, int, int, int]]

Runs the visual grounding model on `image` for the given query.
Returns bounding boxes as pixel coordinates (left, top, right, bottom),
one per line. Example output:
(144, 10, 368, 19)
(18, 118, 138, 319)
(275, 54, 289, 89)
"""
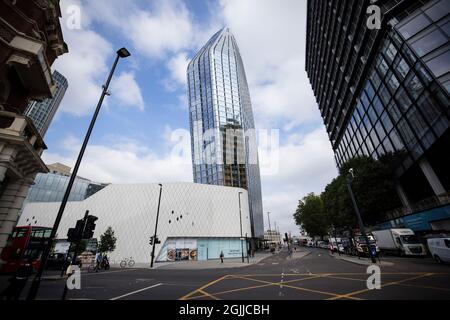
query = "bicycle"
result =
(120, 257, 135, 268)
(87, 261, 97, 273)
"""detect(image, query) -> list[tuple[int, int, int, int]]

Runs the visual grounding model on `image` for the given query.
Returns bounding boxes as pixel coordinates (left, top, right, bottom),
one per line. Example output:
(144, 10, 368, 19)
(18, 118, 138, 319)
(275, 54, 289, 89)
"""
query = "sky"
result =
(44, 0, 338, 236)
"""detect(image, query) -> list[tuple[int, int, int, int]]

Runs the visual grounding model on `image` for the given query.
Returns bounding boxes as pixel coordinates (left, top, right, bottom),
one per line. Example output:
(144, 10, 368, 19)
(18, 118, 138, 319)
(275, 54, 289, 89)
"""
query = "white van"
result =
(427, 237, 450, 264)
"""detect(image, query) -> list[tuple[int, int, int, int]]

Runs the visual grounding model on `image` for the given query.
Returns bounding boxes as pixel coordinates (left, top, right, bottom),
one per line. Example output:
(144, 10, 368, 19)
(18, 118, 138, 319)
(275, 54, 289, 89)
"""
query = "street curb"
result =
(329, 252, 394, 267)
(152, 255, 272, 270)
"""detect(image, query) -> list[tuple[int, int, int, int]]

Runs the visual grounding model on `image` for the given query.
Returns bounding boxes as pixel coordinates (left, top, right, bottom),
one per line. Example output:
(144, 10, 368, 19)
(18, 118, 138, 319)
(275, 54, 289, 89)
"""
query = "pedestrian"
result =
(219, 251, 224, 263)
(95, 251, 103, 272)
(0, 259, 33, 300)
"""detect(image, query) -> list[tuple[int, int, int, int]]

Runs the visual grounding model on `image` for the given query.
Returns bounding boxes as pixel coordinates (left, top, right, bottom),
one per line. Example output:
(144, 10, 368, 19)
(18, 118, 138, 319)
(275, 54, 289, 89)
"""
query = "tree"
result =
(293, 193, 330, 238)
(98, 227, 117, 254)
(320, 155, 402, 231)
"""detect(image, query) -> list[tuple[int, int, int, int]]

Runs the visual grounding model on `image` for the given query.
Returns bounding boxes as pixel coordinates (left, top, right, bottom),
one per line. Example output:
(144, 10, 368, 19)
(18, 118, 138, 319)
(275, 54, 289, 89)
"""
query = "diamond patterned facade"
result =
(19, 183, 252, 265)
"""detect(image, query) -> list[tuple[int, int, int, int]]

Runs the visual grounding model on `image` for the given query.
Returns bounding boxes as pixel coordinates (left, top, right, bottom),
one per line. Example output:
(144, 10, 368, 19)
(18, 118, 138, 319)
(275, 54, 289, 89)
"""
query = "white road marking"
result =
(109, 283, 163, 300)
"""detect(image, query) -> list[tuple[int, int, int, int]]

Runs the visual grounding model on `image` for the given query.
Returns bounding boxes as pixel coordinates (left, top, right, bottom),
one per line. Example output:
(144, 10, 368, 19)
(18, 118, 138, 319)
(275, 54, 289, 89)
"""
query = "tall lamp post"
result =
(27, 48, 131, 300)
(150, 183, 163, 268)
(346, 168, 377, 264)
(238, 192, 244, 263)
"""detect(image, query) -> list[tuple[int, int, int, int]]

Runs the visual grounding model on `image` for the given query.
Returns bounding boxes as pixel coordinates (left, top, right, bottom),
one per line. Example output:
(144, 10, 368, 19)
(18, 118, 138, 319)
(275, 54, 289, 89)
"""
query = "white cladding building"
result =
(19, 183, 252, 266)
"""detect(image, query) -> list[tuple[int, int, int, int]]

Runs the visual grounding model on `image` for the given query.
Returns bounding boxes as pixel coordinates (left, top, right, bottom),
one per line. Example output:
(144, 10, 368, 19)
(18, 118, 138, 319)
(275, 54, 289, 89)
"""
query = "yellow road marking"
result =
(198, 289, 220, 300)
(395, 282, 450, 292)
(327, 273, 434, 300)
(179, 274, 230, 300)
(231, 275, 364, 300)
(233, 272, 446, 277)
(180, 272, 448, 301)
(200, 274, 326, 299)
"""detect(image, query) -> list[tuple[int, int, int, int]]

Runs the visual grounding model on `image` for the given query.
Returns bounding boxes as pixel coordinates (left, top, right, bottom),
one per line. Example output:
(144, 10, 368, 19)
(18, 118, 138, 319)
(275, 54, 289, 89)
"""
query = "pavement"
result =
(329, 252, 394, 266)
(1, 247, 449, 300)
(154, 252, 271, 270)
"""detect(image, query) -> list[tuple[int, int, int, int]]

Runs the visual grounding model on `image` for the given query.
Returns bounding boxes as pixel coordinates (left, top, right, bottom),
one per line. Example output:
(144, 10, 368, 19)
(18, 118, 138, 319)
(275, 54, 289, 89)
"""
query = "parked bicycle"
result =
(120, 257, 135, 268)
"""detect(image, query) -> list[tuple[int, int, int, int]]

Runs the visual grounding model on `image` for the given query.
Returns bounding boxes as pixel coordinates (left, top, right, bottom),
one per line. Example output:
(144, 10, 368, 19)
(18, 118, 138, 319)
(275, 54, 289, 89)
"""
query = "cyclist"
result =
(94, 252, 103, 272)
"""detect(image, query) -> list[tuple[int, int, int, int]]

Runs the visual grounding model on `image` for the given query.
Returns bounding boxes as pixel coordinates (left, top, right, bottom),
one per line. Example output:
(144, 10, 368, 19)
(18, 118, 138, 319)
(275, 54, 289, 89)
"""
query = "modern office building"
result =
(24, 163, 107, 204)
(306, 0, 450, 214)
(187, 28, 264, 239)
(24, 70, 67, 138)
(0, 0, 67, 257)
(19, 183, 252, 265)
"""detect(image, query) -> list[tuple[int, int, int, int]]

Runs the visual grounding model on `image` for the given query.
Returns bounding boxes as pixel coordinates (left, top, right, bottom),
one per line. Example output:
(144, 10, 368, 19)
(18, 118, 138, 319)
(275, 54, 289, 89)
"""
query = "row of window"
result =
(336, 24, 450, 170)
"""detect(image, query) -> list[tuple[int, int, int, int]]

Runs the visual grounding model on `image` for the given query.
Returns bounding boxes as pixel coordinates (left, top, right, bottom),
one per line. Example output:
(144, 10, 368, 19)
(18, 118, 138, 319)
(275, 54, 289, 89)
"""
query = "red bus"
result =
(0, 226, 52, 274)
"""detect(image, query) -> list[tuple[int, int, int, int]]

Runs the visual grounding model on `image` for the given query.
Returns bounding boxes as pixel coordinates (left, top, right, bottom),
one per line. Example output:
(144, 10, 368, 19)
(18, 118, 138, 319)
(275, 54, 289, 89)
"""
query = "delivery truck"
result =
(372, 228, 426, 256)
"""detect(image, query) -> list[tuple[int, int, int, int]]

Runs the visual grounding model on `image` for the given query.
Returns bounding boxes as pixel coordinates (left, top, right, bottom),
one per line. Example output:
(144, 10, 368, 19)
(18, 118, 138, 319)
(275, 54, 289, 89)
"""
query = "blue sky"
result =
(44, 0, 338, 234)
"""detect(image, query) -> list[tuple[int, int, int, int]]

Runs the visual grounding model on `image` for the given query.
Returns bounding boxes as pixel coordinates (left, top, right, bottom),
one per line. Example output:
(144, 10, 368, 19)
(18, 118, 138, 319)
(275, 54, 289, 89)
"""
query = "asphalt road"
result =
(4, 248, 450, 300)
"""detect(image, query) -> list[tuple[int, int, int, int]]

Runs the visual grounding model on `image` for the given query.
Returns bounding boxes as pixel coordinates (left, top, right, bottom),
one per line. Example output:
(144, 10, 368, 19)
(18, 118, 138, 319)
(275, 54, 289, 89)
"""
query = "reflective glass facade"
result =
(307, 0, 450, 204)
(25, 172, 105, 204)
(24, 70, 67, 138)
(187, 28, 264, 238)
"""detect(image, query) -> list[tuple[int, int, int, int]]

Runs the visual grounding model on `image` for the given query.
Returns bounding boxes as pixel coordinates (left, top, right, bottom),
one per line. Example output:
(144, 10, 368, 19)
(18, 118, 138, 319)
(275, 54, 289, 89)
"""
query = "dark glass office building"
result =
(187, 28, 264, 238)
(306, 0, 450, 208)
(24, 70, 68, 138)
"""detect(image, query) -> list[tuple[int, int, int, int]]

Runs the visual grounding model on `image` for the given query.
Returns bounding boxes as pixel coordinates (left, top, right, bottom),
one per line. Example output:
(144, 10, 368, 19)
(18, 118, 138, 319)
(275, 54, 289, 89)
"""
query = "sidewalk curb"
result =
(329, 252, 394, 267)
(153, 254, 272, 270)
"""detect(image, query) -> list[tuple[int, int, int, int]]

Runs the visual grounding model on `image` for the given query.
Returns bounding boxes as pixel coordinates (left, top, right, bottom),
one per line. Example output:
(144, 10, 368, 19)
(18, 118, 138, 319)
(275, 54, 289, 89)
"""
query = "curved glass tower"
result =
(187, 28, 264, 238)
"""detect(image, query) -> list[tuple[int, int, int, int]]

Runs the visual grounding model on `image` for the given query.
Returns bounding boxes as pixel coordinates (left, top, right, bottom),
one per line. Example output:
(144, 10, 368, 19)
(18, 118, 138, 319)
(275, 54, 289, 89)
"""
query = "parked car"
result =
(316, 241, 328, 249)
(427, 237, 450, 264)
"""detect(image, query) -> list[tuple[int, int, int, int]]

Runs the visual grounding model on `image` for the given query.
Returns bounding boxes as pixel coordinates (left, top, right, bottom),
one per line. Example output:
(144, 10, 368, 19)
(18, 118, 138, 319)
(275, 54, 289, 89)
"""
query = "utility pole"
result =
(274, 221, 278, 247)
(150, 183, 163, 268)
(346, 169, 377, 264)
(27, 48, 131, 300)
(238, 192, 244, 263)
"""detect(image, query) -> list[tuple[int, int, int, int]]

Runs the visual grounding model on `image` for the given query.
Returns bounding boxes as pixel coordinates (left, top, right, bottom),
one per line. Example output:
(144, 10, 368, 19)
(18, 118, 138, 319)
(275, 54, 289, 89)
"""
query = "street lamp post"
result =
(150, 183, 163, 268)
(238, 192, 244, 263)
(346, 169, 377, 264)
(26, 48, 131, 300)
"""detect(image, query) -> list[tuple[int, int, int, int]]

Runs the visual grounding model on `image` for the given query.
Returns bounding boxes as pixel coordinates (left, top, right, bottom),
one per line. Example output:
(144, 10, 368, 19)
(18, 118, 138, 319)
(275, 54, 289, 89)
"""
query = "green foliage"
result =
(293, 193, 330, 237)
(98, 227, 117, 254)
(295, 154, 403, 234)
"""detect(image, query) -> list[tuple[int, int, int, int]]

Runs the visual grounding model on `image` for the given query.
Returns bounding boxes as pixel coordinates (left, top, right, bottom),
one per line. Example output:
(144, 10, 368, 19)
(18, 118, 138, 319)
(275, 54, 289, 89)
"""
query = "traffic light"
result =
(149, 236, 160, 245)
(67, 219, 84, 242)
(83, 215, 98, 239)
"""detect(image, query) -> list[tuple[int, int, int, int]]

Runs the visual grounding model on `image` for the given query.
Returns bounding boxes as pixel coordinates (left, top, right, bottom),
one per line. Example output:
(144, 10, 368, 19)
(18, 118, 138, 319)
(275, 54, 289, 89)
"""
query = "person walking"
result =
(219, 251, 224, 264)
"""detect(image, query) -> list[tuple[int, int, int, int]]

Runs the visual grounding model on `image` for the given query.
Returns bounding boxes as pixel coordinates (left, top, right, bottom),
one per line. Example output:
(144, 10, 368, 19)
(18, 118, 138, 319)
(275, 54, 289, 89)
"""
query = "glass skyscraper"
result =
(24, 70, 68, 138)
(306, 0, 449, 209)
(187, 28, 264, 238)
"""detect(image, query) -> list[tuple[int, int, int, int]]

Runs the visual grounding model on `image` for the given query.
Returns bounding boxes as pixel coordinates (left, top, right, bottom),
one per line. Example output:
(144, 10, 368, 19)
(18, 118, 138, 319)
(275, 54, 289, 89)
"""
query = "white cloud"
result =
(52, 28, 112, 116)
(167, 51, 189, 87)
(126, 0, 194, 59)
(43, 132, 193, 184)
(54, 0, 147, 117)
(110, 72, 145, 111)
(219, 0, 319, 130)
(260, 128, 338, 234)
